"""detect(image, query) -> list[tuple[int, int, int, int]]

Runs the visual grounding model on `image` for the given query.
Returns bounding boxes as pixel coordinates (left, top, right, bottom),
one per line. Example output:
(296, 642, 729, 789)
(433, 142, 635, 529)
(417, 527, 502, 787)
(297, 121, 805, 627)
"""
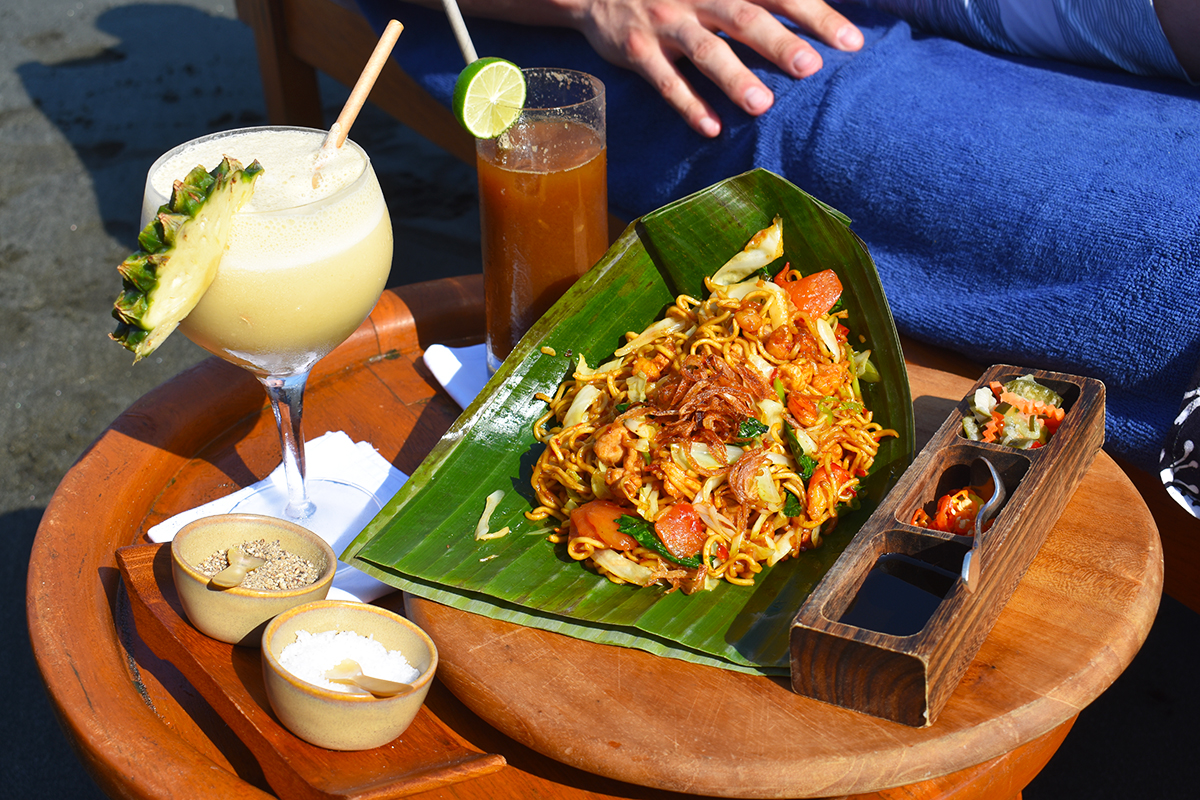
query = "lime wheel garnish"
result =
(452, 57, 527, 139)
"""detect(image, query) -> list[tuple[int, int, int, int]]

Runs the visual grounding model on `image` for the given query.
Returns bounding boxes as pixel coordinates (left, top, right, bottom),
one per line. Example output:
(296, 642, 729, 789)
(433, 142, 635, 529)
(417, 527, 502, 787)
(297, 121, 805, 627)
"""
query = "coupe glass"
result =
(142, 126, 393, 534)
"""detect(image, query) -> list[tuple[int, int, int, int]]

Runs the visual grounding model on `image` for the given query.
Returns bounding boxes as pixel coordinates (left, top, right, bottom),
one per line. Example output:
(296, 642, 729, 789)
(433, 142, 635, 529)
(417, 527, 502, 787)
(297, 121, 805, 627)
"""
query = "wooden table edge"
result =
(26, 277, 1162, 800)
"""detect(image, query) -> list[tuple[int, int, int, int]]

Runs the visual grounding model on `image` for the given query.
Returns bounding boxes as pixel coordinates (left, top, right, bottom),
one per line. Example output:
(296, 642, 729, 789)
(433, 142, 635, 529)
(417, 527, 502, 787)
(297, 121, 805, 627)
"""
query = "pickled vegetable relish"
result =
(962, 375, 1065, 450)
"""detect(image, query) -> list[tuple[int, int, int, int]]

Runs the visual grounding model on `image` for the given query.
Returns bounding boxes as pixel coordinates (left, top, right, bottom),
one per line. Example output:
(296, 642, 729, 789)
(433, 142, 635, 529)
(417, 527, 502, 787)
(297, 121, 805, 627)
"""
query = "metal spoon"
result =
(208, 547, 265, 588)
(960, 457, 1006, 592)
(324, 658, 415, 698)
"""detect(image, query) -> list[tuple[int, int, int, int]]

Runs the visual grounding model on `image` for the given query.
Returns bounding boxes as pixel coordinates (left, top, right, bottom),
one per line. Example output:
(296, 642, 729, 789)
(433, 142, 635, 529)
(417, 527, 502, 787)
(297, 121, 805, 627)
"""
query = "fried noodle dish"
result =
(527, 217, 897, 593)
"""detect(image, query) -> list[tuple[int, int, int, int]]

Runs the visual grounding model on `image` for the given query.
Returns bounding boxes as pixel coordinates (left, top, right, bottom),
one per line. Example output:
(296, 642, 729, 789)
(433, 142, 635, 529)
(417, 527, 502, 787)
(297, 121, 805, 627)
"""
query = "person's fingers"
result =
(673, 20, 778, 116)
(765, 0, 864, 52)
(625, 28, 725, 136)
(575, 0, 867, 136)
(692, 0, 825, 87)
(697, 0, 863, 81)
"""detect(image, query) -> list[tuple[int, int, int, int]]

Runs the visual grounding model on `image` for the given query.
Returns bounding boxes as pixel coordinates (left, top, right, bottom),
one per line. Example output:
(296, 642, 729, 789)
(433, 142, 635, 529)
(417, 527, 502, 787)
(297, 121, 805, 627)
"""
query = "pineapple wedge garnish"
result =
(110, 156, 263, 362)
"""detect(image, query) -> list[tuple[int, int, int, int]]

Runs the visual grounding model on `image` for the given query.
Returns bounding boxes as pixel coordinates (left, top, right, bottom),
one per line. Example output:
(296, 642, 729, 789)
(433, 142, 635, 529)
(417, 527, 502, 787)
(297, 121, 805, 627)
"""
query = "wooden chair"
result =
(234, 0, 1200, 615)
(235, 0, 474, 165)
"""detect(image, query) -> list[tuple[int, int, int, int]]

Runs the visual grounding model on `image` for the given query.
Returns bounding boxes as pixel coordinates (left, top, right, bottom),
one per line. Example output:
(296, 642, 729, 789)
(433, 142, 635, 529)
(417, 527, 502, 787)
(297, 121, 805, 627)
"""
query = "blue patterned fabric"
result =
(855, 0, 1189, 80)
(356, 2, 1200, 474)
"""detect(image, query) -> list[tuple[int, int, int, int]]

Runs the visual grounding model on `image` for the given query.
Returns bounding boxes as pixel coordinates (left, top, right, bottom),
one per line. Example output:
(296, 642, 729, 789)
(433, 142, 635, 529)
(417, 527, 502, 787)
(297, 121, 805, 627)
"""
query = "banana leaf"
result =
(343, 169, 914, 674)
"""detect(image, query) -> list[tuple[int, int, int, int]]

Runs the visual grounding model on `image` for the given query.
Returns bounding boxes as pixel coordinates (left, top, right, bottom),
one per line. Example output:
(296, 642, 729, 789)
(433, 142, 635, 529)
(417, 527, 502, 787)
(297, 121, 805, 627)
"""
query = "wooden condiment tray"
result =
(790, 364, 1105, 727)
(114, 543, 507, 800)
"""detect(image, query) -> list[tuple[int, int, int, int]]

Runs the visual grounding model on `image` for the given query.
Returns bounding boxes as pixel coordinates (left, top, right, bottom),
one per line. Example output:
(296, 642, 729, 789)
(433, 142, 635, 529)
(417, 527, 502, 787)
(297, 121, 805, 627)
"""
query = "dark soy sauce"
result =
(838, 553, 958, 636)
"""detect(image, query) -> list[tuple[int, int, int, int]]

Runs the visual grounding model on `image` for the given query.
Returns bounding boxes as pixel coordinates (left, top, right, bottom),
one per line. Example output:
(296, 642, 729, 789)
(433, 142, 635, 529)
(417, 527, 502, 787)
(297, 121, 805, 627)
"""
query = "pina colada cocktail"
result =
(144, 127, 392, 377)
(142, 126, 393, 525)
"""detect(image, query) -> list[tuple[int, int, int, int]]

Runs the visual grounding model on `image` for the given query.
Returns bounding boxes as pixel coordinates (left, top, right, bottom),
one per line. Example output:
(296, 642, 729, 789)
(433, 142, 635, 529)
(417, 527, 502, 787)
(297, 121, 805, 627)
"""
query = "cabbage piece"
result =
(694, 501, 739, 540)
(693, 473, 724, 504)
(746, 351, 775, 381)
(563, 384, 603, 428)
(474, 490, 507, 540)
(767, 529, 795, 566)
(623, 415, 656, 440)
(593, 548, 656, 586)
(575, 353, 622, 378)
(626, 373, 648, 403)
(755, 469, 784, 510)
(710, 216, 784, 285)
(614, 317, 690, 358)
(815, 316, 840, 361)
(786, 423, 818, 456)
(759, 397, 785, 430)
(671, 441, 744, 472)
(590, 463, 611, 499)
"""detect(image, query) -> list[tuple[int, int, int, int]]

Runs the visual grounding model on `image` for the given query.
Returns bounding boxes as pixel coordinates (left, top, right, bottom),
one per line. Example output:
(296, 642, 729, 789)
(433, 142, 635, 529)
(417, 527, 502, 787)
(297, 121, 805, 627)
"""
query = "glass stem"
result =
(260, 371, 315, 521)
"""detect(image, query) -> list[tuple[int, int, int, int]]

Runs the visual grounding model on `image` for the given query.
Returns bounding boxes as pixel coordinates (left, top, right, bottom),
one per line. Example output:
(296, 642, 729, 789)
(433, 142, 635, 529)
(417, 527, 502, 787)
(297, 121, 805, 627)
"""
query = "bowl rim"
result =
(260, 599, 439, 701)
(170, 512, 338, 599)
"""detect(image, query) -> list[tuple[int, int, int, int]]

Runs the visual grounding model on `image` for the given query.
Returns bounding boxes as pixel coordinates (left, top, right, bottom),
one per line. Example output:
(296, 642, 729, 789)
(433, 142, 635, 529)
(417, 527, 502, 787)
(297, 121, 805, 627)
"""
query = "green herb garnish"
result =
(783, 491, 802, 517)
(737, 417, 769, 441)
(783, 424, 818, 480)
(617, 514, 702, 569)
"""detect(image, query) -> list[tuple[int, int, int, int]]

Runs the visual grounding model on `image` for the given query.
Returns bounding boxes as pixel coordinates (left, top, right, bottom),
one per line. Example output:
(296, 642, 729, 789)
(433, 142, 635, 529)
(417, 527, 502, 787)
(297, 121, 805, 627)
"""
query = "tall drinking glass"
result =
(476, 68, 607, 373)
(142, 126, 393, 532)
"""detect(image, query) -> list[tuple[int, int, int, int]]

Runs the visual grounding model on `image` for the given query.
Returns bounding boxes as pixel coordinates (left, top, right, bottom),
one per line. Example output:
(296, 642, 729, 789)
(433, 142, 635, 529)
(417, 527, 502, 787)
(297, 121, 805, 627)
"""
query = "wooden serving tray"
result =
(791, 364, 1105, 726)
(114, 542, 506, 800)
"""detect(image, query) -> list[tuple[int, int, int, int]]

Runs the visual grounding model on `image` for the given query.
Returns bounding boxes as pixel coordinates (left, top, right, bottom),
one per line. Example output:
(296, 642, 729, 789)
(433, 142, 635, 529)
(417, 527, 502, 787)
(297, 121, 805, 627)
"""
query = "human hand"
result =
(566, 0, 864, 137)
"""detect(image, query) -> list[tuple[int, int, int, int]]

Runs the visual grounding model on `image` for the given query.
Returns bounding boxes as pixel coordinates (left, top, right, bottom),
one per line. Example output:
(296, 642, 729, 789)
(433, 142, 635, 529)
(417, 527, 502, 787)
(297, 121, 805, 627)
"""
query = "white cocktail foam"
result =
(148, 129, 386, 268)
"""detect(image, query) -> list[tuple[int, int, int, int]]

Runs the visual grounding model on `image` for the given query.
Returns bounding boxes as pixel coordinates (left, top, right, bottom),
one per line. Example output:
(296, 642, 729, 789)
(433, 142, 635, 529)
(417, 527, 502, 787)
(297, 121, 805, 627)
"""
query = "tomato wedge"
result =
(774, 267, 843, 320)
(654, 502, 708, 559)
(569, 500, 637, 551)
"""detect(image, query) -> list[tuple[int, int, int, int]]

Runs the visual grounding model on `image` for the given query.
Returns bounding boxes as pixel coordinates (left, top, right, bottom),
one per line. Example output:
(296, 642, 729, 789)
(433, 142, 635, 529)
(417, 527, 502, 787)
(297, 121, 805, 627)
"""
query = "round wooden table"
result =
(27, 276, 1162, 800)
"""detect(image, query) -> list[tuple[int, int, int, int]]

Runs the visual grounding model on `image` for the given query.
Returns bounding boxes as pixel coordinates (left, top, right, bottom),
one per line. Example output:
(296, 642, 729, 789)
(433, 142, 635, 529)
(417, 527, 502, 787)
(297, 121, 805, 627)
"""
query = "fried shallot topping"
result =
(649, 354, 772, 449)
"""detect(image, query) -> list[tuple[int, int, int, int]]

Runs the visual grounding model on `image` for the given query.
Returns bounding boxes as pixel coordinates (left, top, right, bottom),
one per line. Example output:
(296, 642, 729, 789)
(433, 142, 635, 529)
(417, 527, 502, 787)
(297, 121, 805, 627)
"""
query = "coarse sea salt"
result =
(278, 629, 420, 693)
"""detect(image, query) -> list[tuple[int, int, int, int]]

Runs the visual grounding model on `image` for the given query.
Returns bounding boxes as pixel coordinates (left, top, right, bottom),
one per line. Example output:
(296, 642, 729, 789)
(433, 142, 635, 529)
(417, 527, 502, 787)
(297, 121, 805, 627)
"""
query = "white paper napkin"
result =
(147, 431, 407, 602)
(423, 343, 489, 409)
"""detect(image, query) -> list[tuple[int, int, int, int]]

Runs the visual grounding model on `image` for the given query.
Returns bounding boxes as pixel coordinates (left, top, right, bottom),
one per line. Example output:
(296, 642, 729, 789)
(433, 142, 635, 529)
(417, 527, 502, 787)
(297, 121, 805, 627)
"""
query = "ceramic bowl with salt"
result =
(170, 513, 337, 646)
(261, 599, 438, 751)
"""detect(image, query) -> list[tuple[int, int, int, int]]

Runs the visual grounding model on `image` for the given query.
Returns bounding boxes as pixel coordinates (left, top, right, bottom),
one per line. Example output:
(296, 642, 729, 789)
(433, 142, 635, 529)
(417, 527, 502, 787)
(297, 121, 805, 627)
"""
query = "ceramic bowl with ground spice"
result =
(261, 599, 438, 750)
(171, 513, 337, 646)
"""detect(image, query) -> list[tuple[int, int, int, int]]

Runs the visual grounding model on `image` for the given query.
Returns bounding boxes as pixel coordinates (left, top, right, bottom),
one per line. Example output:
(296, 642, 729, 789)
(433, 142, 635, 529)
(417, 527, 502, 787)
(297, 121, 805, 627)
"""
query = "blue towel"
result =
(357, 2, 1200, 474)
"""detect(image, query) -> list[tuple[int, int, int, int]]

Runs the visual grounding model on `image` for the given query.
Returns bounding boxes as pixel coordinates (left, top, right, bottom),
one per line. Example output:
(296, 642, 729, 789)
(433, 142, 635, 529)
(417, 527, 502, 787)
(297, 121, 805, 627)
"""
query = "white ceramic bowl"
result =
(170, 513, 336, 646)
(260, 599, 438, 751)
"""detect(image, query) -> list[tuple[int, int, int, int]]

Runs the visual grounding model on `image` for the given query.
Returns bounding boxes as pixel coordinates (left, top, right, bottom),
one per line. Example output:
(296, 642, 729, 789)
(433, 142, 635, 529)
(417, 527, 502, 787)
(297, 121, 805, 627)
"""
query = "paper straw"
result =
(440, 0, 478, 64)
(313, 19, 403, 185)
(325, 19, 405, 149)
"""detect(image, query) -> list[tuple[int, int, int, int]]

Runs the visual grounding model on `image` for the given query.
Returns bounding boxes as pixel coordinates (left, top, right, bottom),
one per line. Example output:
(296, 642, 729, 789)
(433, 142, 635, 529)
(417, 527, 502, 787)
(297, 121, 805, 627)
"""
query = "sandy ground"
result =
(2, 1, 1196, 798)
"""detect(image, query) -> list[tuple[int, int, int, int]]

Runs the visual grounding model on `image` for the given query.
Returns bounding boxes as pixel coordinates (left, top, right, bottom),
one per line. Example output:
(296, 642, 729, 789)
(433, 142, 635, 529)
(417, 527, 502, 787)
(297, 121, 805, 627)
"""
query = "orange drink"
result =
(476, 69, 606, 371)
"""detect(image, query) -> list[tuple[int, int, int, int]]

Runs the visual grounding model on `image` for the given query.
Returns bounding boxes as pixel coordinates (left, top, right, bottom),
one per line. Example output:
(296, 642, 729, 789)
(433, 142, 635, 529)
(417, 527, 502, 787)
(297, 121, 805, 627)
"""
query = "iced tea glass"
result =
(476, 68, 607, 373)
